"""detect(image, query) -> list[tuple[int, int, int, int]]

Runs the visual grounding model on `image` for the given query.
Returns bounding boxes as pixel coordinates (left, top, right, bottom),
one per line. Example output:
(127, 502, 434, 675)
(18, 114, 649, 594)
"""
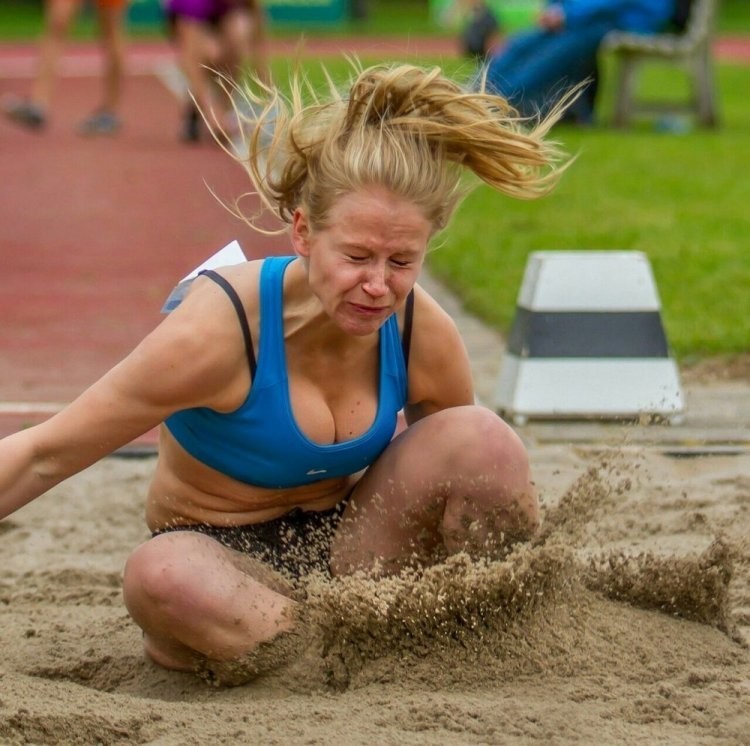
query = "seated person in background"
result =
(165, 0, 269, 142)
(481, 0, 675, 125)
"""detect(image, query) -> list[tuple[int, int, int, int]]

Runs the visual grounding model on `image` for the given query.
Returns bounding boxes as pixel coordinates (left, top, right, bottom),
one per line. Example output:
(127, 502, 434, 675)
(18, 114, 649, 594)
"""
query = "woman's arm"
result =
(0, 365, 170, 517)
(0, 272, 253, 518)
(403, 286, 475, 425)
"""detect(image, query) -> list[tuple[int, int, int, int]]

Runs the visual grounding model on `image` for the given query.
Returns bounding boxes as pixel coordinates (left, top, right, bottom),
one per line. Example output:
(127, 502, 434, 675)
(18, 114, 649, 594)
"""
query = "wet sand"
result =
(1, 442, 748, 745)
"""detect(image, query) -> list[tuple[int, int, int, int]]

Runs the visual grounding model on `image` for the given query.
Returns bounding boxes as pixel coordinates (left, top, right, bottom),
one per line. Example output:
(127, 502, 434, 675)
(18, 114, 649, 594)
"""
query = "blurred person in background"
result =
(164, 0, 270, 143)
(2, 0, 129, 135)
(439, 0, 501, 62)
(441, 0, 502, 60)
(481, 0, 675, 125)
(461, 0, 502, 60)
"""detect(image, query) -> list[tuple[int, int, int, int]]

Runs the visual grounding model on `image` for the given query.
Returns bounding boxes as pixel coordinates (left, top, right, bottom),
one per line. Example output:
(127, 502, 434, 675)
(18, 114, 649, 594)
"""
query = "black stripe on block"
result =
(507, 309, 670, 358)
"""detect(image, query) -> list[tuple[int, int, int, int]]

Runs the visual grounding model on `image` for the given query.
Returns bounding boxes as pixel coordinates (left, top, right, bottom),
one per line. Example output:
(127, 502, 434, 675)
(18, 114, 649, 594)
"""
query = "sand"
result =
(1, 438, 748, 745)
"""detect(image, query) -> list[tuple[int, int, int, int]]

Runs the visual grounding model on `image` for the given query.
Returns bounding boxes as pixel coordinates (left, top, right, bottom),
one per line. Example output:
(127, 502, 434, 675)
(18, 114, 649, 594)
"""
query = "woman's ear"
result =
(291, 208, 311, 258)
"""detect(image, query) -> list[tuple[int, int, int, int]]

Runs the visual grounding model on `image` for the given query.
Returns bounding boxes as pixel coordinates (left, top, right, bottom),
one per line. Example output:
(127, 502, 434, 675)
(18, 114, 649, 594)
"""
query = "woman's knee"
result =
(434, 407, 539, 540)
(122, 533, 203, 621)
(424, 405, 530, 473)
(406, 405, 537, 519)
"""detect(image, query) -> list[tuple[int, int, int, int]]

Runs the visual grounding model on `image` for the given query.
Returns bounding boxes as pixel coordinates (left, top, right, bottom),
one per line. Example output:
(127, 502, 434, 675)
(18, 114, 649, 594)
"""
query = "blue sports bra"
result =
(165, 256, 412, 489)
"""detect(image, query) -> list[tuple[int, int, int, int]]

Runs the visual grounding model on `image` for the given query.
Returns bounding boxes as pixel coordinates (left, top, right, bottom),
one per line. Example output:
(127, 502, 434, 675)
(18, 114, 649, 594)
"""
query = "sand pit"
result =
(1, 442, 747, 745)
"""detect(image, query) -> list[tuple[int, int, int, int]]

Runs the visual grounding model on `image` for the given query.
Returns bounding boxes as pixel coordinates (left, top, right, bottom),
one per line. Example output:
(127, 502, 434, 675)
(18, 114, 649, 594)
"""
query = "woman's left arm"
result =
(403, 286, 475, 425)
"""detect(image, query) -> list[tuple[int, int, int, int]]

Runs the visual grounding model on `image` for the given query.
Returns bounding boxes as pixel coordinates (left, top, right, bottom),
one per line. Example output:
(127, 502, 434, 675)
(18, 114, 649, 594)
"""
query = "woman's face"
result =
(292, 186, 431, 336)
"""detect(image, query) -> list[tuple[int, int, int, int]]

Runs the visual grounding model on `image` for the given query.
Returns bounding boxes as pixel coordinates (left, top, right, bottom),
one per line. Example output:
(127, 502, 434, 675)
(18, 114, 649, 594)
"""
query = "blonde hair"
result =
(224, 60, 571, 235)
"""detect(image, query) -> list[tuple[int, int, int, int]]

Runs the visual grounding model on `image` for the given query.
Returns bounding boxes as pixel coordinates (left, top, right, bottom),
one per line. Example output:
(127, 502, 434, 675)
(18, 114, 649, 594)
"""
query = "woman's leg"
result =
(31, 0, 81, 110)
(216, 6, 269, 84)
(93, 0, 127, 115)
(171, 15, 225, 133)
(122, 531, 296, 671)
(330, 405, 539, 577)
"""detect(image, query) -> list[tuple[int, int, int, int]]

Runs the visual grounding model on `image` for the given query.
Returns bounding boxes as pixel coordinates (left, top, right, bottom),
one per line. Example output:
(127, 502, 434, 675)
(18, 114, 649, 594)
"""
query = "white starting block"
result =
(495, 251, 685, 424)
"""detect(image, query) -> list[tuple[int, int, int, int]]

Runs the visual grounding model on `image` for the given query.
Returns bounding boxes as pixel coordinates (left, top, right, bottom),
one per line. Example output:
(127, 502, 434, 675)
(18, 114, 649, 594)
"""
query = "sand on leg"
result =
(330, 404, 539, 576)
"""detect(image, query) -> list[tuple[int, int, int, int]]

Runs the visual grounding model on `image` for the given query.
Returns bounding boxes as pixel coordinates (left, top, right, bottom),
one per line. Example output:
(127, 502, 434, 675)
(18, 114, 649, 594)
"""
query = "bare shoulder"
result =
(410, 281, 451, 320)
(177, 257, 263, 331)
(409, 283, 466, 360)
(209, 258, 264, 301)
(120, 258, 265, 410)
(404, 283, 474, 419)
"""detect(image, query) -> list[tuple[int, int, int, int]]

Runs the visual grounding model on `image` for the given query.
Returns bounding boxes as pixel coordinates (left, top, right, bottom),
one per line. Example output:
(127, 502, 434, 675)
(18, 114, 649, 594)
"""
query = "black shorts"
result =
(152, 500, 348, 579)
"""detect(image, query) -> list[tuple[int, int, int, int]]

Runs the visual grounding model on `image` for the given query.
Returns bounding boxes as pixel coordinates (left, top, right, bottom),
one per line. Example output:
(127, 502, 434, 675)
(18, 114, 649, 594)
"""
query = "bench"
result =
(601, 0, 720, 128)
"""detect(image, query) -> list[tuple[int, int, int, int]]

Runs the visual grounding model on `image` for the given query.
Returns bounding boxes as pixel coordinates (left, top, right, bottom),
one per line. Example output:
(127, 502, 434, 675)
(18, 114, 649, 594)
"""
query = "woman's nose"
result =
(362, 263, 388, 297)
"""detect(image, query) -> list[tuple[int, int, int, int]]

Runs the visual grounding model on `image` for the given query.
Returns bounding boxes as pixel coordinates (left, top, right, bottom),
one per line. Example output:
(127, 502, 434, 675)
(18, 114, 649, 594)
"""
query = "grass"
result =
(1, 1, 748, 361)
(429, 59, 750, 362)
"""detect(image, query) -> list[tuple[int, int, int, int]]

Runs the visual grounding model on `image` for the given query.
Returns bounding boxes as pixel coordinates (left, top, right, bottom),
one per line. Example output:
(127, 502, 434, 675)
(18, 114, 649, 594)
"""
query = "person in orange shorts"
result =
(2, 0, 129, 135)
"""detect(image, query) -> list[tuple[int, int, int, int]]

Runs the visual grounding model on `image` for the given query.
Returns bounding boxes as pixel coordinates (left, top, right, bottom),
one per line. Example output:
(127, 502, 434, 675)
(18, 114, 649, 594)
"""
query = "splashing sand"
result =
(0, 447, 748, 744)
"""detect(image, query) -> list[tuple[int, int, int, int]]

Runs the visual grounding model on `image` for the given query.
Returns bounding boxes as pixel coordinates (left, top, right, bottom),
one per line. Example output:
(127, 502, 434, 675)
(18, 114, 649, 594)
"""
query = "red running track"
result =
(0, 69, 289, 444)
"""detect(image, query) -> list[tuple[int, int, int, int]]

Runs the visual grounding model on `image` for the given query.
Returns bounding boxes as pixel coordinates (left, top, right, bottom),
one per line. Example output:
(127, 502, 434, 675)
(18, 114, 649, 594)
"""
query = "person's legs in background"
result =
(2, 0, 81, 130)
(171, 1, 270, 144)
(213, 2, 271, 142)
(168, 9, 226, 142)
(484, 23, 610, 123)
(217, 3, 269, 85)
(78, 0, 128, 135)
(482, 28, 545, 98)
